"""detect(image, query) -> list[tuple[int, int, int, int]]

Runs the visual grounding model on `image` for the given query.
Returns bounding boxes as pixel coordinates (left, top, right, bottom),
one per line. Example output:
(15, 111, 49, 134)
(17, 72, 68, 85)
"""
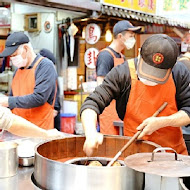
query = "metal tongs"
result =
(107, 102, 168, 167)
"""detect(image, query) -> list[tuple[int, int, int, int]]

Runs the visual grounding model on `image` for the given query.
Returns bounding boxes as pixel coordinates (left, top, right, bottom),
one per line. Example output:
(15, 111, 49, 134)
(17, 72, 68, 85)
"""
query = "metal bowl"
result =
(19, 156, 34, 167)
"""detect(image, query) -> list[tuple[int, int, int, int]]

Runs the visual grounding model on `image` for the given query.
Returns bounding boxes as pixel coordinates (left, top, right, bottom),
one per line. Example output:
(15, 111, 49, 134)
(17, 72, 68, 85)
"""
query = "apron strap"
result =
(128, 59, 137, 80)
(101, 48, 124, 59)
(52, 80, 57, 108)
(33, 56, 57, 109)
(179, 56, 190, 61)
(33, 56, 44, 69)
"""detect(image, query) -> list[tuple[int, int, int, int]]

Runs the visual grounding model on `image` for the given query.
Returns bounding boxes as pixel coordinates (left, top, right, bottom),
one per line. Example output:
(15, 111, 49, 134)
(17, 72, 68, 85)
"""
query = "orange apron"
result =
(99, 48, 125, 135)
(12, 57, 55, 130)
(123, 59, 188, 155)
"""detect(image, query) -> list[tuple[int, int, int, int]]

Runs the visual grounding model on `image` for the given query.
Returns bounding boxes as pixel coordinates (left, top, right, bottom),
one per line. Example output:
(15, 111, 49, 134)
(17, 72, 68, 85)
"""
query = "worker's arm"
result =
(8, 114, 48, 138)
(0, 106, 61, 139)
(9, 114, 62, 139)
(137, 110, 190, 139)
(81, 109, 103, 156)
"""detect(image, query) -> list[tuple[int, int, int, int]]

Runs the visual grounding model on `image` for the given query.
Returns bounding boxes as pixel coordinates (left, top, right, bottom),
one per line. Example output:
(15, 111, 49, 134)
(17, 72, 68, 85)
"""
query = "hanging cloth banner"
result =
(102, 0, 156, 14)
(68, 23, 78, 62)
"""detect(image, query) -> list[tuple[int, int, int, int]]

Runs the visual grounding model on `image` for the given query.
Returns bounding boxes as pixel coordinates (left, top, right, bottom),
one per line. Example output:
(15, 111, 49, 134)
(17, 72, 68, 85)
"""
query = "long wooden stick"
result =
(107, 102, 168, 167)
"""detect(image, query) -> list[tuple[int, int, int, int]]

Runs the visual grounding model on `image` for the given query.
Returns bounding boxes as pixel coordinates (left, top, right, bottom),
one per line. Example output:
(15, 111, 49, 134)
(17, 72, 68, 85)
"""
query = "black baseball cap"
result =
(113, 20, 141, 36)
(137, 34, 179, 84)
(0, 32, 29, 57)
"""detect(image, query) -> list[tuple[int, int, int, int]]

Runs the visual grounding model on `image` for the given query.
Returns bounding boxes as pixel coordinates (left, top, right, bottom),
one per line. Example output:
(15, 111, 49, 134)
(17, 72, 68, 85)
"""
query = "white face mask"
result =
(139, 76, 158, 86)
(10, 47, 28, 68)
(124, 37, 136, 50)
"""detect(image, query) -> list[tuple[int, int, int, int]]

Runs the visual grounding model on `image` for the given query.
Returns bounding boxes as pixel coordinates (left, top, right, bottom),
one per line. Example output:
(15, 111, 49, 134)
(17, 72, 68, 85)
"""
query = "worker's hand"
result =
(46, 129, 65, 139)
(0, 106, 12, 130)
(83, 132, 103, 157)
(53, 110, 58, 117)
(136, 117, 165, 139)
(0, 97, 9, 107)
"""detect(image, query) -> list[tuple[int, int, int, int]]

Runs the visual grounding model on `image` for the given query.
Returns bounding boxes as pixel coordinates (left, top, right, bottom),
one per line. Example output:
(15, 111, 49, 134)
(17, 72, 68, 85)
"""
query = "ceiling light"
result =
(105, 29, 112, 42)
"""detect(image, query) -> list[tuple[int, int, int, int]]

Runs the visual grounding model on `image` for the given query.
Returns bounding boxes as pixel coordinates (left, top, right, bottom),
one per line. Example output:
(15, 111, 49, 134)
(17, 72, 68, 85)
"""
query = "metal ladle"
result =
(107, 102, 168, 167)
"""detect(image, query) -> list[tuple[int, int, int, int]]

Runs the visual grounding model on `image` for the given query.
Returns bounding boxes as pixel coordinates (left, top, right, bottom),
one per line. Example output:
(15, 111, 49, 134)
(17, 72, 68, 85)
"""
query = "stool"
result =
(113, 121, 124, 136)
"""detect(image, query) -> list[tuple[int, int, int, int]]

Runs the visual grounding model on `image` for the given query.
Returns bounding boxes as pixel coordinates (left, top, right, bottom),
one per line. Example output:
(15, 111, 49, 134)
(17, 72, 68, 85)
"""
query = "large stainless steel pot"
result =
(125, 147, 190, 190)
(0, 141, 18, 178)
(33, 135, 160, 190)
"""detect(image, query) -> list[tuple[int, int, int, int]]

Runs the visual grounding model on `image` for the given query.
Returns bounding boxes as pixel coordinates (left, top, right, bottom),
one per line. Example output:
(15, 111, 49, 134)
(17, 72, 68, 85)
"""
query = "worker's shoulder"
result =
(40, 57, 55, 66)
(174, 60, 188, 70)
(178, 53, 190, 60)
(98, 49, 113, 58)
(36, 57, 56, 70)
(172, 60, 190, 78)
(35, 57, 57, 76)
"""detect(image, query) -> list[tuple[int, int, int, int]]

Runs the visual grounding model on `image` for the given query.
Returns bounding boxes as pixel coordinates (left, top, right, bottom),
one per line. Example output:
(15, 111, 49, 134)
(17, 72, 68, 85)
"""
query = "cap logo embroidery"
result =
(152, 53, 164, 64)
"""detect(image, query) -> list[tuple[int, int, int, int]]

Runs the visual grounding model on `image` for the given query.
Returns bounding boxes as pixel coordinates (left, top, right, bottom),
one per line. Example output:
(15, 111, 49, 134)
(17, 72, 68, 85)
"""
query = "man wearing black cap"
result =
(80, 34, 190, 156)
(96, 20, 141, 135)
(0, 32, 57, 130)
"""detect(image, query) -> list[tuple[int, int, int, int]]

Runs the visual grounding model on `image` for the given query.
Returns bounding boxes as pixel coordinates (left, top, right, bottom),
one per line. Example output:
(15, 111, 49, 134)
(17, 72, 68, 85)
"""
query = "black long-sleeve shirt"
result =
(8, 54, 57, 109)
(81, 59, 190, 120)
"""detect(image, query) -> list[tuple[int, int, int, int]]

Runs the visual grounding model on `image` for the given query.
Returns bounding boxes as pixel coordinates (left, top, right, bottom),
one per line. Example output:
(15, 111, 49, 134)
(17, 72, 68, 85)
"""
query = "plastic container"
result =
(75, 122, 84, 135)
(60, 113, 76, 134)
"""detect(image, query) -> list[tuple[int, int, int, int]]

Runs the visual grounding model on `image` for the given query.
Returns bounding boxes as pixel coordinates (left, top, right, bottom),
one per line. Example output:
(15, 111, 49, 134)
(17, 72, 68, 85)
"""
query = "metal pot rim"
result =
(19, 156, 34, 167)
(0, 141, 18, 149)
(34, 136, 161, 166)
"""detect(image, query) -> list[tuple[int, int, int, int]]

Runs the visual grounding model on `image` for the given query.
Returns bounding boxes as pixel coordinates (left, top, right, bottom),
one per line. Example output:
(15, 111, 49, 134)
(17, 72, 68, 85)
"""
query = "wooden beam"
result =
(47, 0, 101, 11)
